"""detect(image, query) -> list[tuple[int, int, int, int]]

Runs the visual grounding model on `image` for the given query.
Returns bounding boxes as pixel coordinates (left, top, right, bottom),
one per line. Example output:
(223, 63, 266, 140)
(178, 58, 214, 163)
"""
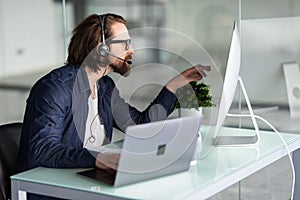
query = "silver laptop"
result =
(78, 115, 201, 187)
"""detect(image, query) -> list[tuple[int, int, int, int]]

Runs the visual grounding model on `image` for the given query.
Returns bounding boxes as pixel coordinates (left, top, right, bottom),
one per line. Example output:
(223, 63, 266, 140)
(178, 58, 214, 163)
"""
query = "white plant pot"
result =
(178, 108, 203, 118)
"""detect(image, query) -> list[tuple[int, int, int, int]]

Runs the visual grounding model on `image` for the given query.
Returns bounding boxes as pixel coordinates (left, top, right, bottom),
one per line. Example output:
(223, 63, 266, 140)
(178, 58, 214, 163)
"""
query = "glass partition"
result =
(239, 0, 300, 135)
(0, 1, 297, 199)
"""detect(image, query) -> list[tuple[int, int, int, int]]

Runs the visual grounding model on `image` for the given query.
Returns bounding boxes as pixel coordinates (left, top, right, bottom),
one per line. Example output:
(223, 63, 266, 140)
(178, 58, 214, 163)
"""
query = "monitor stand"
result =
(213, 76, 260, 146)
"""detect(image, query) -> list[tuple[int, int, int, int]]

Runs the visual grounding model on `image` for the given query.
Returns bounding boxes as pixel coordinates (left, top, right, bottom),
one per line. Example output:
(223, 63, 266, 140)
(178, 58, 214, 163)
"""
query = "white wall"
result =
(0, 0, 74, 123)
(0, 0, 71, 78)
(242, 0, 300, 19)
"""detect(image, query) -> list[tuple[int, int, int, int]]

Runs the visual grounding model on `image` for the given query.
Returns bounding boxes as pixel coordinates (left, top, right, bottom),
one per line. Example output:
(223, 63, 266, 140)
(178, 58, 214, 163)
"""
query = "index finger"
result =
(194, 64, 211, 71)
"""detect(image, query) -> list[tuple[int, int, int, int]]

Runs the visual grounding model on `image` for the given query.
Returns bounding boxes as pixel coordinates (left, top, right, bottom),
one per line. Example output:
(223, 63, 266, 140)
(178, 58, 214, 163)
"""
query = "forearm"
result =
(165, 64, 211, 94)
(30, 138, 96, 168)
(112, 86, 177, 131)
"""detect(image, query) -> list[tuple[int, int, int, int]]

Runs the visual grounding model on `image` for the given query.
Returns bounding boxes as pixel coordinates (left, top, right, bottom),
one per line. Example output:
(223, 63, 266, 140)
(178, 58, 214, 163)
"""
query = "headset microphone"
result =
(126, 60, 133, 65)
(106, 51, 133, 65)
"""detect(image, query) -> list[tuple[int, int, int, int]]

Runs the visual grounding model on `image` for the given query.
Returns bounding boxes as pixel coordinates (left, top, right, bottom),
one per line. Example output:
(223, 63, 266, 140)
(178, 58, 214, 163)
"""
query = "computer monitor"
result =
(199, 22, 259, 158)
(213, 21, 241, 141)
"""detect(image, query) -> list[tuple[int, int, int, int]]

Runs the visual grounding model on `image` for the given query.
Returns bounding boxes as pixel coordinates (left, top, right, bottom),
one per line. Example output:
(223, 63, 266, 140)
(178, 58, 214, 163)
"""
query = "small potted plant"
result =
(175, 81, 214, 117)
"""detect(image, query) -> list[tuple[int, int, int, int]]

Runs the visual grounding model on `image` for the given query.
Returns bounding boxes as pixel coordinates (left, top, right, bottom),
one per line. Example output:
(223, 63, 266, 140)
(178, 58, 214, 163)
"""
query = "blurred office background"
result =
(0, 0, 300, 199)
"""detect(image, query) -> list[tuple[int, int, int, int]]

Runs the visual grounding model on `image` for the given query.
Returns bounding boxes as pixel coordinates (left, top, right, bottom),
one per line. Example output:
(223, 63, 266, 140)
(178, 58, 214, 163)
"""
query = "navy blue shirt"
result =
(18, 64, 177, 172)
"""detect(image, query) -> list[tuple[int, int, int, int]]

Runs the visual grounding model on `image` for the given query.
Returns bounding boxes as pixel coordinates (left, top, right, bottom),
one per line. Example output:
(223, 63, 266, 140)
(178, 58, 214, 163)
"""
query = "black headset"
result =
(98, 14, 110, 57)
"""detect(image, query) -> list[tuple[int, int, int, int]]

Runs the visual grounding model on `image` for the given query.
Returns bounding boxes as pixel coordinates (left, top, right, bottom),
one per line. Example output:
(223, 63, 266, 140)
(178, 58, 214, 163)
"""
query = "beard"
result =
(109, 55, 132, 77)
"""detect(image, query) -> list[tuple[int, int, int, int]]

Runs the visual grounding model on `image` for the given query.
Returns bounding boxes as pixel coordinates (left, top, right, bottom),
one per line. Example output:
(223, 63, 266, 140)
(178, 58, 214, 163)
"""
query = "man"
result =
(18, 13, 210, 199)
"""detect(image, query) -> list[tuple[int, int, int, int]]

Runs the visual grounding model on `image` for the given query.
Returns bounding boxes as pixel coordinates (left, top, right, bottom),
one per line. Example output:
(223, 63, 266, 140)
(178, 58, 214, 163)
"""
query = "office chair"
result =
(0, 122, 22, 200)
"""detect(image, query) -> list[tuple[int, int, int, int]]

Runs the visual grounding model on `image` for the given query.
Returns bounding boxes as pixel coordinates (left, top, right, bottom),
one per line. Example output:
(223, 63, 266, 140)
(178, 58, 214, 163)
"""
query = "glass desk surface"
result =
(11, 126, 300, 200)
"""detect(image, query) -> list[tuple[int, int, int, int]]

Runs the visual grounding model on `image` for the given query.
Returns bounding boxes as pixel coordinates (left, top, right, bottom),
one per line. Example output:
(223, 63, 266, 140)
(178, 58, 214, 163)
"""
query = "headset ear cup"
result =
(99, 43, 110, 57)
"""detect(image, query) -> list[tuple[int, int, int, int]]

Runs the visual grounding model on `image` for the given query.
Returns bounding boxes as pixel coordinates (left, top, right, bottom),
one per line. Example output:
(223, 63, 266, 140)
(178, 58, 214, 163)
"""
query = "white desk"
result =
(11, 127, 300, 200)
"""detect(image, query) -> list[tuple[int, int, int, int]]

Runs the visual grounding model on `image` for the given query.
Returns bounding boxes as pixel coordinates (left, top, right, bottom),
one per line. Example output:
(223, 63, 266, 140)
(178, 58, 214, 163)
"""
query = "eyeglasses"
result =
(107, 39, 131, 51)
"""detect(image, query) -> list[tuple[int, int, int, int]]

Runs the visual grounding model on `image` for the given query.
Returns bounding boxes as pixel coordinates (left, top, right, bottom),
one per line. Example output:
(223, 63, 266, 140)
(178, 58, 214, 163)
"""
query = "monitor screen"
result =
(213, 21, 241, 139)
(200, 22, 240, 158)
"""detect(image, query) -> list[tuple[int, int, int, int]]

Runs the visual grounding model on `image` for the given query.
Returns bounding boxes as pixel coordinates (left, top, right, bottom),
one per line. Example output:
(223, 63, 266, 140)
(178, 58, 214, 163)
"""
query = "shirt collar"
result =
(76, 67, 91, 93)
